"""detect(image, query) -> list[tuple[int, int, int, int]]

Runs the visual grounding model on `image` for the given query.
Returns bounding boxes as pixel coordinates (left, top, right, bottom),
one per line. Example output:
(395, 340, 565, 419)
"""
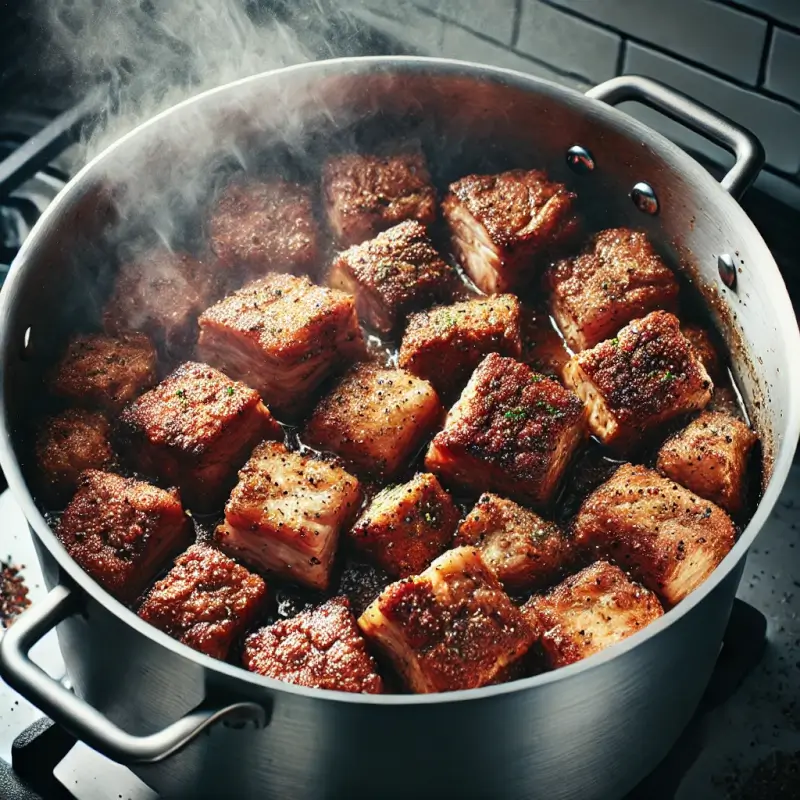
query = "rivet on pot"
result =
(631, 182, 659, 215)
(718, 253, 737, 289)
(566, 145, 594, 174)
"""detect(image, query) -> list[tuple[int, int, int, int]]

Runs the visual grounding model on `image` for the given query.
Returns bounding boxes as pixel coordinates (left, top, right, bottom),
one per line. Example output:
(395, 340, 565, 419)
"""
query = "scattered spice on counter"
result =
(720, 750, 800, 799)
(0, 560, 30, 628)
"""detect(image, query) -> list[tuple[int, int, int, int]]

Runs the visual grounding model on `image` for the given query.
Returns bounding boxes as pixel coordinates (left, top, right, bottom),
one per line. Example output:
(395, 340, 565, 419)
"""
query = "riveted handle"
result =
(0, 583, 268, 764)
(586, 75, 765, 200)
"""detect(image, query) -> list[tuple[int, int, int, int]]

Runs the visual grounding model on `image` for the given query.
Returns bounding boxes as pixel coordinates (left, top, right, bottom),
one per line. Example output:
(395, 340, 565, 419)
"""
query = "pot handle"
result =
(0, 583, 268, 764)
(586, 75, 765, 200)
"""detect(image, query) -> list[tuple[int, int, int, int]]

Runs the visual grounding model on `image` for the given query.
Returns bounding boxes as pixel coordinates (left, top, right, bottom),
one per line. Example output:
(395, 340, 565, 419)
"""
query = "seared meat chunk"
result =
(57, 470, 191, 604)
(572, 463, 736, 606)
(425, 354, 586, 507)
(656, 411, 758, 515)
(398, 294, 523, 400)
(138, 544, 267, 660)
(104, 250, 217, 360)
(525, 561, 663, 668)
(243, 596, 383, 693)
(442, 169, 578, 294)
(521, 306, 571, 381)
(358, 546, 537, 693)
(51, 332, 157, 412)
(455, 493, 572, 593)
(349, 473, 459, 578)
(209, 179, 319, 278)
(117, 362, 281, 511)
(563, 311, 713, 452)
(35, 409, 115, 502)
(329, 220, 454, 335)
(682, 324, 723, 383)
(322, 152, 437, 247)
(305, 364, 441, 479)
(215, 442, 362, 591)
(197, 273, 364, 420)
(547, 228, 679, 351)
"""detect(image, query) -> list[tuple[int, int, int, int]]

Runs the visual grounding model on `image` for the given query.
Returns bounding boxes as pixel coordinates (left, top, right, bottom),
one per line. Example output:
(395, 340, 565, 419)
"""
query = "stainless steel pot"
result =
(0, 57, 798, 800)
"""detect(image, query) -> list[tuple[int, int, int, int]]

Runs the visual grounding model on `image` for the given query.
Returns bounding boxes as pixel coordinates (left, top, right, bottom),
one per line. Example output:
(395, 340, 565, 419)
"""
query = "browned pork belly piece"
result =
(208, 179, 319, 277)
(349, 473, 459, 578)
(562, 311, 713, 453)
(305, 364, 442, 479)
(398, 294, 523, 400)
(197, 273, 365, 420)
(243, 596, 383, 693)
(442, 169, 579, 294)
(328, 220, 455, 335)
(358, 546, 537, 693)
(322, 152, 437, 247)
(117, 362, 281, 511)
(50, 332, 157, 412)
(455, 493, 572, 593)
(524, 560, 664, 668)
(215, 441, 362, 591)
(425, 353, 586, 507)
(547, 228, 679, 351)
(572, 463, 737, 606)
(104, 250, 217, 360)
(681, 323, 723, 383)
(57, 470, 192, 604)
(656, 411, 758, 516)
(520, 306, 571, 381)
(138, 543, 267, 660)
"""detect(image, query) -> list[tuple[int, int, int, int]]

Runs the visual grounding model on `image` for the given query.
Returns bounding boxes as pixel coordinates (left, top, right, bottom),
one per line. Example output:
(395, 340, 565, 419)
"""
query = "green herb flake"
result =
(175, 389, 186, 399)
(536, 400, 562, 416)
(610, 337, 619, 347)
(226, 386, 235, 396)
(661, 370, 675, 382)
(530, 374, 544, 383)
(504, 407, 528, 422)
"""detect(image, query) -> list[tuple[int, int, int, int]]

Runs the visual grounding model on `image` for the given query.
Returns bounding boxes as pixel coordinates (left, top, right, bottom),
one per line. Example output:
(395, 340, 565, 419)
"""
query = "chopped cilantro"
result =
(226, 386, 235, 396)
(504, 407, 528, 421)
(610, 337, 619, 347)
(175, 389, 186, 399)
(536, 400, 562, 416)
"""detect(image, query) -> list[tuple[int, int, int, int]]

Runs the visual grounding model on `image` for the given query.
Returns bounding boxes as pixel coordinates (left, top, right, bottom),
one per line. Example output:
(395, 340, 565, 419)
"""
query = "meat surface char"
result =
(525, 560, 664, 668)
(442, 169, 579, 294)
(215, 441, 362, 591)
(329, 220, 455, 335)
(358, 546, 537, 693)
(425, 353, 586, 507)
(50, 332, 157, 412)
(243, 596, 383, 693)
(322, 152, 437, 247)
(656, 411, 758, 516)
(563, 311, 713, 452)
(117, 361, 281, 511)
(305, 364, 442, 479)
(138, 543, 267, 660)
(572, 463, 737, 606)
(398, 294, 523, 400)
(455, 493, 572, 593)
(349, 472, 459, 578)
(57, 470, 192, 604)
(682, 324, 723, 383)
(197, 273, 365, 420)
(547, 228, 679, 351)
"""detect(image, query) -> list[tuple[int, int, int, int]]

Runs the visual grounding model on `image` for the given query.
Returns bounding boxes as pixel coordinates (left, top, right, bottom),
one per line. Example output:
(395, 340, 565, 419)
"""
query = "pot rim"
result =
(1, 55, 798, 706)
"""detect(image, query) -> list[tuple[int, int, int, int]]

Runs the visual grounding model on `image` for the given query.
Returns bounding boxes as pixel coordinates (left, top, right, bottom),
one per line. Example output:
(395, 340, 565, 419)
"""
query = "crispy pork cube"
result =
(35, 409, 115, 502)
(398, 294, 523, 400)
(104, 250, 217, 360)
(349, 473, 459, 578)
(138, 544, 267, 660)
(208, 179, 319, 277)
(57, 470, 191, 604)
(329, 220, 454, 335)
(322, 152, 437, 247)
(117, 362, 281, 511)
(197, 273, 365, 420)
(524, 561, 664, 668)
(243, 596, 383, 693)
(442, 169, 579, 294)
(547, 228, 679, 351)
(215, 441, 361, 591)
(50, 332, 157, 412)
(520, 305, 571, 381)
(682, 324, 723, 383)
(656, 411, 758, 515)
(425, 354, 586, 507)
(563, 311, 713, 452)
(455, 493, 572, 593)
(305, 364, 441, 479)
(359, 546, 536, 693)
(573, 463, 736, 606)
